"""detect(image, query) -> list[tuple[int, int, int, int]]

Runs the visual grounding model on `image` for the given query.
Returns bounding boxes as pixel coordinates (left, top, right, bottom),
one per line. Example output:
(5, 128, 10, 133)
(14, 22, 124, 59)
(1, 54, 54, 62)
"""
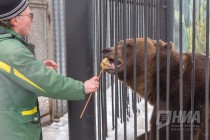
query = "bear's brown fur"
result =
(102, 38, 210, 140)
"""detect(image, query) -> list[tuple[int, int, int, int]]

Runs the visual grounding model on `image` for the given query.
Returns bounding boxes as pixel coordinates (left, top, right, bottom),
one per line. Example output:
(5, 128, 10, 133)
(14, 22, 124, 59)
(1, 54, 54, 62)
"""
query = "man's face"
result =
(11, 7, 33, 37)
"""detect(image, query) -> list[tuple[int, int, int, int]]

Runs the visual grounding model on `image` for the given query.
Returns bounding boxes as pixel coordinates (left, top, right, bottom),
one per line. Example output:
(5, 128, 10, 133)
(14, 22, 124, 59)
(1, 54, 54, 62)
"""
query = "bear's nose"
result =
(102, 48, 112, 54)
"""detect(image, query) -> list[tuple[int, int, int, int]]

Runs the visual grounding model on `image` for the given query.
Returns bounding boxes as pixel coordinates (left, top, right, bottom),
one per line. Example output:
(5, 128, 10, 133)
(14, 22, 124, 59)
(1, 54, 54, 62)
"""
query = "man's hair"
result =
(0, 20, 12, 28)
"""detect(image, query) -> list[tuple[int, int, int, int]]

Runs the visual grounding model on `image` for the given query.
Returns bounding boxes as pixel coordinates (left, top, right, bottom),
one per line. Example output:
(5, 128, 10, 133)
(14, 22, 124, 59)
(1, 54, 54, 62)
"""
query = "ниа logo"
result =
(156, 111, 200, 129)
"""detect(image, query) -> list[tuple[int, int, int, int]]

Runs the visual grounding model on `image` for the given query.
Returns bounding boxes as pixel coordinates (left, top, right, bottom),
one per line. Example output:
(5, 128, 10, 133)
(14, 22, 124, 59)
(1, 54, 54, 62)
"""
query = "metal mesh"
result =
(28, 1, 48, 61)
(27, 0, 68, 119)
(28, 0, 49, 117)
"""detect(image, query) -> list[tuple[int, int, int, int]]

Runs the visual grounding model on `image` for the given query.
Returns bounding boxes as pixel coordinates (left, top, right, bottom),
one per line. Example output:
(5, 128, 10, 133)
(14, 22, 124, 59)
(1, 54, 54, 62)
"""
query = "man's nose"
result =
(102, 48, 112, 54)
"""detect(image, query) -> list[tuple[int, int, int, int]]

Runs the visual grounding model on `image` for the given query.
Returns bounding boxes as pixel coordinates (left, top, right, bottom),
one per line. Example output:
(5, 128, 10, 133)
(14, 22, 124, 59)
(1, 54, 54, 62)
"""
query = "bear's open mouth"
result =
(105, 58, 122, 70)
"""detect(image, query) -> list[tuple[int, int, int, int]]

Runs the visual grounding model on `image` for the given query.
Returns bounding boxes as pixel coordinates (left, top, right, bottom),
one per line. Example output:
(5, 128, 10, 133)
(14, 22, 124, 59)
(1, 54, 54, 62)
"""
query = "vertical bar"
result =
(95, 0, 102, 139)
(144, 0, 148, 139)
(166, 0, 173, 139)
(111, 75, 115, 130)
(127, 89, 130, 118)
(179, 0, 184, 140)
(128, 0, 131, 37)
(166, 0, 170, 139)
(100, 1, 104, 139)
(114, 0, 119, 139)
(99, 0, 103, 138)
(53, 0, 61, 74)
(101, 0, 104, 137)
(102, 75, 107, 139)
(205, 0, 209, 140)
(59, 0, 65, 116)
(120, 0, 123, 40)
(140, 0, 143, 37)
(110, 0, 114, 47)
(59, 0, 67, 76)
(52, 0, 60, 119)
(137, 0, 139, 37)
(160, 0, 165, 40)
(102, 0, 108, 139)
(109, 0, 115, 133)
(155, 0, 160, 139)
(118, 1, 121, 40)
(152, 0, 156, 38)
(122, 84, 127, 140)
(123, 0, 128, 139)
(151, 0, 153, 37)
(179, 0, 184, 138)
(191, 0, 196, 139)
(147, 0, 152, 38)
(101, 0, 108, 131)
(132, 0, 137, 139)
(120, 82, 123, 124)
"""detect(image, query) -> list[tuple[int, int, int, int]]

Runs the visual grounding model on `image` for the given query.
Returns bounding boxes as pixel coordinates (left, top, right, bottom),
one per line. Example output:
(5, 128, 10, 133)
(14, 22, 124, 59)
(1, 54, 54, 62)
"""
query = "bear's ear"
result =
(152, 39, 174, 50)
(158, 40, 174, 50)
(151, 40, 157, 45)
(151, 39, 166, 47)
(169, 41, 174, 50)
(159, 40, 167, 47)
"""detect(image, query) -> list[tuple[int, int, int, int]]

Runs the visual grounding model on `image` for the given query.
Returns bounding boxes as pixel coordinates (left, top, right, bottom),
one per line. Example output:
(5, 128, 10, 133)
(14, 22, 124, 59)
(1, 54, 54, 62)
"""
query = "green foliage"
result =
(173, 9, 190, 52)
(173, 0, 208, 54)
(188, 0, 207, 54)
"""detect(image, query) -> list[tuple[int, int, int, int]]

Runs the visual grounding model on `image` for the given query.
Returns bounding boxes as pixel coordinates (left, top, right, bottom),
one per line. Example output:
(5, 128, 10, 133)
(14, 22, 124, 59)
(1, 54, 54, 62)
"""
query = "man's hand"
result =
(84, 76, 99, 94)
(43, 60, 57, 70)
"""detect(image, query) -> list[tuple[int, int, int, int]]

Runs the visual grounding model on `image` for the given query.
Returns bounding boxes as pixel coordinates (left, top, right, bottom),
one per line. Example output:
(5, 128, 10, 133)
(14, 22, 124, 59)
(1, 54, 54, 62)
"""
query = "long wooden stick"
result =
(80, 70, 103, 118)
(80, 92, 93, 118)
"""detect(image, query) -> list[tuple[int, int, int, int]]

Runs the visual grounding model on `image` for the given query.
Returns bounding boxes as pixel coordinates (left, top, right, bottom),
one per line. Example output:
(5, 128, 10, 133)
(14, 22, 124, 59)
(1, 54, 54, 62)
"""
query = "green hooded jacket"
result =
(0, 26, 85, 140)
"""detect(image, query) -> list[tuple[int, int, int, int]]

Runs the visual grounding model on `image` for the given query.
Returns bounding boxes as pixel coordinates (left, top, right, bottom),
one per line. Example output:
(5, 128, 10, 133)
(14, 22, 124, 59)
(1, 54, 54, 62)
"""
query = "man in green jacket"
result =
(0, 0, 99, 139)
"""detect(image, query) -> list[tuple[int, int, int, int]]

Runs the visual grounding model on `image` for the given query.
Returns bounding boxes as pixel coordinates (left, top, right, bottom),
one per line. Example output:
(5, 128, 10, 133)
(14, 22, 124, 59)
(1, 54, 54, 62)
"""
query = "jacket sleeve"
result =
(7, 45, 85, 100)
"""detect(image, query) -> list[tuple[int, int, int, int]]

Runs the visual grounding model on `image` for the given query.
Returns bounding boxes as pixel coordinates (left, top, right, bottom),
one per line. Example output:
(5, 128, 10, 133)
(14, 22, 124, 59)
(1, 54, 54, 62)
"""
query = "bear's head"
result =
(102, 38, 158, 81)
(102, 38, 175, 99)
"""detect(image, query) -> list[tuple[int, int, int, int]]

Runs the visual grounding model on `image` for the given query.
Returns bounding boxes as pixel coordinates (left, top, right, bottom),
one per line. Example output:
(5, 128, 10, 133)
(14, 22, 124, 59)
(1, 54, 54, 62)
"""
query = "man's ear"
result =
(10, 17, 18, 26)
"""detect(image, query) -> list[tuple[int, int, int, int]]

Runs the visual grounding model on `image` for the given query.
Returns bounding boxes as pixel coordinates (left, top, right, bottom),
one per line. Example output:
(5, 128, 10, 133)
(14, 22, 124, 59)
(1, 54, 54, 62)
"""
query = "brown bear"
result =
(102, 38, 210, 140)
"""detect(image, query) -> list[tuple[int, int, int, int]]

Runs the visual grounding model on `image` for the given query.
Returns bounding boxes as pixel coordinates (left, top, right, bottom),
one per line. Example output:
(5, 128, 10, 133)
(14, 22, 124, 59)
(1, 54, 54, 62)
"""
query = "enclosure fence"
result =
(94, 0, 210, 140)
